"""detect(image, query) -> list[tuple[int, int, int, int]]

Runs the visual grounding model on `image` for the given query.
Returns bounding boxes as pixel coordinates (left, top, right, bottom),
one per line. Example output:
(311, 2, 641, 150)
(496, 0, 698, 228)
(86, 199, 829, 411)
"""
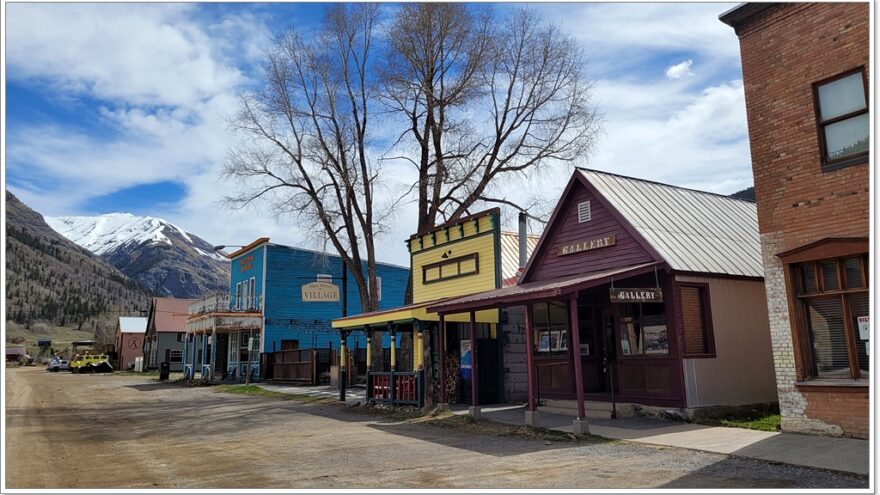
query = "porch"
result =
(184, 293, 263, 382)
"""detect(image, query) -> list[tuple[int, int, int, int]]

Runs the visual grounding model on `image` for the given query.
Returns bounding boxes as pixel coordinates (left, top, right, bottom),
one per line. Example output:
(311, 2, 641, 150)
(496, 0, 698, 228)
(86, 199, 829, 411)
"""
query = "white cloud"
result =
(6, 2, 753, 267)
(665, 59, 695, 79)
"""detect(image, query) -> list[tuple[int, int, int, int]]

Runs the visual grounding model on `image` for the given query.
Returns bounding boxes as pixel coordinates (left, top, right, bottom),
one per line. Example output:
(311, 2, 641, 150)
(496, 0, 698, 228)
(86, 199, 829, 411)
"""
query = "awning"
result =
(331, 298, 499, 331)
(427, 261, 664, 315)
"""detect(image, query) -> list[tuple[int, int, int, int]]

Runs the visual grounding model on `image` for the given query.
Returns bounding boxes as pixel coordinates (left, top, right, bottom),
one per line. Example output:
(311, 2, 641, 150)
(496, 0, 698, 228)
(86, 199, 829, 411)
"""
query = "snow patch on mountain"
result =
(45, 213, 225, 261)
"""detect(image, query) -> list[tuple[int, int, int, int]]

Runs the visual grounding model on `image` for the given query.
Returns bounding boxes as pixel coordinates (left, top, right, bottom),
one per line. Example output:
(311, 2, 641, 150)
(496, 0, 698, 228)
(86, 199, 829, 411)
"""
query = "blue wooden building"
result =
(184, 237, 409, 382)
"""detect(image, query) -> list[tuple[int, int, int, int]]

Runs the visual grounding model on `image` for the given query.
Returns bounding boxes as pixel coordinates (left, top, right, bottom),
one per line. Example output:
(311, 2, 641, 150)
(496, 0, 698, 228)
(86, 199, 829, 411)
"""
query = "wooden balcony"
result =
(186, 293, 262, 333)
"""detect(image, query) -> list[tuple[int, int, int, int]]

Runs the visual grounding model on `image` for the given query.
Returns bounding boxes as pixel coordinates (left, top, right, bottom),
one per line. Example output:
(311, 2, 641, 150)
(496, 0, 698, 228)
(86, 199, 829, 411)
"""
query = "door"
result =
(578, 297, 605, 392)
(601, 307, 618, 393)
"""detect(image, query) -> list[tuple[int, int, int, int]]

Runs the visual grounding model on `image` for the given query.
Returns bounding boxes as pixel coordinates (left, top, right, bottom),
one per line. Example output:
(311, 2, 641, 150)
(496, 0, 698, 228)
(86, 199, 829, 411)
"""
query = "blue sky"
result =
(5, 2, 747, 265)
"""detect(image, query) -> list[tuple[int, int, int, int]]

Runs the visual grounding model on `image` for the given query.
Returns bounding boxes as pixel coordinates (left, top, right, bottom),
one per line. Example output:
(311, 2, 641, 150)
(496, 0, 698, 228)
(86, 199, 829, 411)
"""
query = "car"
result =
(47, 358, 69, 372)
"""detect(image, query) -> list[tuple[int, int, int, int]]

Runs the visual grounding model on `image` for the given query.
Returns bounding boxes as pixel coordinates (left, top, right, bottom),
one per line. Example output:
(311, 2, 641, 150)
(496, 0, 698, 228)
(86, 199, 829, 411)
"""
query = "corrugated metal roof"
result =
(580, 169, 763, 278)
(499, 232, 540, 286)
(118, 317, 147, 333)
(152, 297, 196, 333)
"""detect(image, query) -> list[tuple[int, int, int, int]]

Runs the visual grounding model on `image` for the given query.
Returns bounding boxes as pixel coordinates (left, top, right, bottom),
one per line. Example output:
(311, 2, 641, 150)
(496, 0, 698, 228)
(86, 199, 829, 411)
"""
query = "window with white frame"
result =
(235, 282, 242, 310)
(249, 277, 256, 309)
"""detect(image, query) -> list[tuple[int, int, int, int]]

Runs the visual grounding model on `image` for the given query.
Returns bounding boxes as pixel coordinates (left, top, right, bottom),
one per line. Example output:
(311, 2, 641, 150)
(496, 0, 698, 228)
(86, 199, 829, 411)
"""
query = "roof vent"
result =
(577, 201, 591, 223)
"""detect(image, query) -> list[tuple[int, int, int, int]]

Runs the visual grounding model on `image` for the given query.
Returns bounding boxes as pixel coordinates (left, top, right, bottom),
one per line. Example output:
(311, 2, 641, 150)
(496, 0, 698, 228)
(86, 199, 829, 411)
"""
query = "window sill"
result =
(683, 353, 717, 359)
(822, 155, 868, 172)
(795, 378, 869, 393)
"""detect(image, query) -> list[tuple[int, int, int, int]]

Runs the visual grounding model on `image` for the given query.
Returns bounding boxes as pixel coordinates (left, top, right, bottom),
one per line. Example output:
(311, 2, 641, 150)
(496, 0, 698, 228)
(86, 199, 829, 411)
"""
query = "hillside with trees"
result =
(5, 191, 152, 342)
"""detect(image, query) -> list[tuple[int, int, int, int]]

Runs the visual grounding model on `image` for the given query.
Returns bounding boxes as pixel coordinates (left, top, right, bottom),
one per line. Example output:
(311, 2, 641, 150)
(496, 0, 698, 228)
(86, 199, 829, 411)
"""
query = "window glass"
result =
(818, 72, 866, 120)
(548, 302, 568, 326)
(802, 264, 818, 293)
(844, 258, 864, 289)
(642, 304, 668, 355)
(823, 113, 869, 161)
(619, 315, 641, 356)
(849, 292, 870, 377)
(806, 298, 849, 378)
(577, 303, 594, 356)
(532, 303, 549, 328)
(820, 260, 840, 291)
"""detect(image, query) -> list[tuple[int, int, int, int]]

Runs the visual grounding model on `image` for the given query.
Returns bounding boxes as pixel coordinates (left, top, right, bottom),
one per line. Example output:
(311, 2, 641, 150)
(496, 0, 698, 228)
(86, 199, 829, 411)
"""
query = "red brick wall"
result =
(801, 389, 869, 439)
(735, 2, 869, 439)
(738, 2, 870, 249)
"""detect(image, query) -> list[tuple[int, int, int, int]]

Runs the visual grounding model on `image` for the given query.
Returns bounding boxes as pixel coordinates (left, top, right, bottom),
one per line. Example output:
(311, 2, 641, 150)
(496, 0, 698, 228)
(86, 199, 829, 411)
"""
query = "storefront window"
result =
(533, 302, 568, 355)
(796, 255, 869, 379)
(619, 303, 668, 356)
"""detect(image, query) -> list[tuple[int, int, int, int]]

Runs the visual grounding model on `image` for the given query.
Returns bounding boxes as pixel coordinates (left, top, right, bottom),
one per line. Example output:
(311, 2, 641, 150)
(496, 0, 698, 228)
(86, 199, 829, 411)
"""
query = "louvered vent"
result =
(577, 201, 591, 223)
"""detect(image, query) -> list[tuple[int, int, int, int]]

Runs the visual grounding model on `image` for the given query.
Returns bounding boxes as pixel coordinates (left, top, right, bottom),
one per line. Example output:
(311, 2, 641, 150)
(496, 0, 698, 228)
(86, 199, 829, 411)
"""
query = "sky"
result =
(5, 2, 750, 266)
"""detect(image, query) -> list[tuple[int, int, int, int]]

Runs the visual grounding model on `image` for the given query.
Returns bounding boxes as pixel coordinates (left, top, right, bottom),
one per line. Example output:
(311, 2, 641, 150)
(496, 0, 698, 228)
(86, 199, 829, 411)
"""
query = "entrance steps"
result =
(538, 399, 636, 419)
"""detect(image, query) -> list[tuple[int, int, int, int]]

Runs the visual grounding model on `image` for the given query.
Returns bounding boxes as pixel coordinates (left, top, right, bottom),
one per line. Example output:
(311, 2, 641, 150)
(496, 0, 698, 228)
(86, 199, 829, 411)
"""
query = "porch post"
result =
(389, 324, 397, 371)
(339, 330, 348, 401)
(439, 314, 447, 405)
(201, 331, 207, 379)
(182, 332, 189, 378)
(524, 303, 539, 427)
(210, 330, 217, 382)
(569, 293, 589, 435)
(365, 326, 372, 370)
(413, 321, 422, 370)
(469, 311, 481, 420)
(191, 333, 198, 380)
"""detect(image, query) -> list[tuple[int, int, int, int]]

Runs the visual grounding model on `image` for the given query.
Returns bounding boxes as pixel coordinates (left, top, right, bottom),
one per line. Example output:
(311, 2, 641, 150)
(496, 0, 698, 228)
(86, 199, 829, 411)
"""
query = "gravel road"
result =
(4, 367, 868, 489)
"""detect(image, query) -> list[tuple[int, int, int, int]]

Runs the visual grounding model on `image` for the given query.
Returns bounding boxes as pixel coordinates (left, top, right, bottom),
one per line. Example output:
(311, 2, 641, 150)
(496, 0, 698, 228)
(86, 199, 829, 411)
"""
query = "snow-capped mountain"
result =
(46, 213, 230, 299)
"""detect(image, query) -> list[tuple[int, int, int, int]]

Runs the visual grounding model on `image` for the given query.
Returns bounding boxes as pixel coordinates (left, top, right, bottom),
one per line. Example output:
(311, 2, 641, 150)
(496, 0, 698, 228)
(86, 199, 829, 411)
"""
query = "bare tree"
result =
(383, 5, 601, 232)
(224, 4, 385, 313)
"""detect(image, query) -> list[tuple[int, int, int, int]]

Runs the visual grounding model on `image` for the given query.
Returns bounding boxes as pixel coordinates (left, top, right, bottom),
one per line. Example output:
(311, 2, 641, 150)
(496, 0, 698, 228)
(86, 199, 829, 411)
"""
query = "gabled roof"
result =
(577, 169, 763, 278)
(499, 231, 540, 287)
(118, 317, 147, 333)
(149, 297, 195, 333)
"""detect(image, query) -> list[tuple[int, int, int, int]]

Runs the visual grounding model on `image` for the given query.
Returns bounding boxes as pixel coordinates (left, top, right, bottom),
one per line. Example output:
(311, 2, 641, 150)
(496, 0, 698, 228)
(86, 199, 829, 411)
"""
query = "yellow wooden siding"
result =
(412, 233, 497, 303)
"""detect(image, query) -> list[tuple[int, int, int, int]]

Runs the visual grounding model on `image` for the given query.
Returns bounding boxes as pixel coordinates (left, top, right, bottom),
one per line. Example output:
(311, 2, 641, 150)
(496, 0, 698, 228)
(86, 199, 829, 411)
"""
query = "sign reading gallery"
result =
(558, 234, 617, 256)
(302, 281, 340, 302)
(609, 287, 664, 303)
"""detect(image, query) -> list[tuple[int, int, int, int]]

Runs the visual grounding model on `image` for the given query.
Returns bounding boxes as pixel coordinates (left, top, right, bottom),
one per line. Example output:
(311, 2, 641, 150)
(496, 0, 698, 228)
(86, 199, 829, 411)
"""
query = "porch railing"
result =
(188, 293, 262, 316)
(366, 370, 424, 408)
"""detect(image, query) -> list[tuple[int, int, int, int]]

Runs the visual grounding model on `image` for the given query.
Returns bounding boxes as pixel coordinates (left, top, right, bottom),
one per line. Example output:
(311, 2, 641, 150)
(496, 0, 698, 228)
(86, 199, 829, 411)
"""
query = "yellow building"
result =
(333, 208, 507, 410)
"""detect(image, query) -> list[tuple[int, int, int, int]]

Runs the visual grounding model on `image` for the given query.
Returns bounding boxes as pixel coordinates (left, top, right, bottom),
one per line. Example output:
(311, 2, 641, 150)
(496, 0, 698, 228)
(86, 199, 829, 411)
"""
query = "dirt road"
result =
(4, 367, 867, 489)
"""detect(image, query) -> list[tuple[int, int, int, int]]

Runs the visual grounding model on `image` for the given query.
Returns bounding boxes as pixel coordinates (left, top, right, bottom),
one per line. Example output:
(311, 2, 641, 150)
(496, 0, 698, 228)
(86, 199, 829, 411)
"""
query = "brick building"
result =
(721, 3, 869, 439)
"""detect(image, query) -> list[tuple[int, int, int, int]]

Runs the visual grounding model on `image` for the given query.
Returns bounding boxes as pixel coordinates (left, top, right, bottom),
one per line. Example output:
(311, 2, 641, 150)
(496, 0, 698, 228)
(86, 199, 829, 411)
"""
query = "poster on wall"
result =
(554, 331, 568, 352)
(460, 339, 472, 380)
(538, 332, 551, 352)
(858, 316, 869, 340)
(643, 325, 668, 355)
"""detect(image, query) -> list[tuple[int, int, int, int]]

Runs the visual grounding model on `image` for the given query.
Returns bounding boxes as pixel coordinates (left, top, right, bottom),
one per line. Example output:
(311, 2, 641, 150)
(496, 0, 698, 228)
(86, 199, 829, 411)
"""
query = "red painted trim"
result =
(568, 294, 586, 419)
(525, 304, 536, 411)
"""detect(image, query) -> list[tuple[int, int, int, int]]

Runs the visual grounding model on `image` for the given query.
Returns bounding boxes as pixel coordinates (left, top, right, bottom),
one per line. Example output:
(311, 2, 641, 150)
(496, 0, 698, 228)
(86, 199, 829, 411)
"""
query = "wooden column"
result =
(389, 324, 397, 371)
(439, 315, 447, 404)
(470, 311, 479, 407)
(182, 332, 189, 377)
(413, 321, 422, 370)
(339, 330, 348, 401)
(365, 327, 372, 370)
(524, 304, 537, 412)
(569, 294, 586, 420)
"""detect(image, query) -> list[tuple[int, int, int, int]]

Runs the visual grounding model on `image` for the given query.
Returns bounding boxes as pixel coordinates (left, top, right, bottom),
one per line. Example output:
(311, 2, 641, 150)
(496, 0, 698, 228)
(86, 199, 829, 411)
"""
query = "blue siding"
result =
(260, 244, 409, 353)
(230, 245, 266, 310)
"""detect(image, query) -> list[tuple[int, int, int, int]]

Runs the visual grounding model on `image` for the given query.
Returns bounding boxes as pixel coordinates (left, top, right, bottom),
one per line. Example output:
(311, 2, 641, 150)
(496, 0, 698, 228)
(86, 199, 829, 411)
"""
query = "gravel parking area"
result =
(4, 368, 868, 489)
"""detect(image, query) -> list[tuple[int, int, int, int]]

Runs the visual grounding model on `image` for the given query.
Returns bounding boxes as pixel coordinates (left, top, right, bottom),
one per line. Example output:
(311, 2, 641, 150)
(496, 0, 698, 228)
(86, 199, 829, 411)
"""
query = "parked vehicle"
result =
(68, 340, 114, 374)
(47, 358, 69, 372)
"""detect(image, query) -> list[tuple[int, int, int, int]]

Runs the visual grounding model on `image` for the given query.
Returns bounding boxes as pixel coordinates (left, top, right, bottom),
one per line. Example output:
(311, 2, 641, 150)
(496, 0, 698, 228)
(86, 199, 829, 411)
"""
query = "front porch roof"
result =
(186, 312, 262, 333)
(427, 261, 664, 314)
(331, 297, 499, 330)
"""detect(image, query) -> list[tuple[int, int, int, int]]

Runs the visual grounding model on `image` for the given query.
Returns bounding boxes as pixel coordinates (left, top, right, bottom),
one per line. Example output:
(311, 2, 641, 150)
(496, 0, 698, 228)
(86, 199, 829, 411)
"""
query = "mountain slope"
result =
(5, 191, 151, 331)
(46, 213, 230, 299)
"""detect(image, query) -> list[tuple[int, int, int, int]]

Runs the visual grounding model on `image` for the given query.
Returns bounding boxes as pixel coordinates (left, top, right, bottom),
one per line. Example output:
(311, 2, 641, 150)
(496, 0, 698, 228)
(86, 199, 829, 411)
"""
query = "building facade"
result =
(429, 170, 778, 430)
(721, 3, 869, 439)
(144, 297, 194, 372)
(115, 317, 147, 371)
(185, 239, 409, 382)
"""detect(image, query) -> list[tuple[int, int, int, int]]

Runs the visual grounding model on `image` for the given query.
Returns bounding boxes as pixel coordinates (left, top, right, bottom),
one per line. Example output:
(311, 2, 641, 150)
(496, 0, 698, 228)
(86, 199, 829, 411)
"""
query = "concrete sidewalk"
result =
(450, 404, 869, 476)
(257, 382, 366, 402)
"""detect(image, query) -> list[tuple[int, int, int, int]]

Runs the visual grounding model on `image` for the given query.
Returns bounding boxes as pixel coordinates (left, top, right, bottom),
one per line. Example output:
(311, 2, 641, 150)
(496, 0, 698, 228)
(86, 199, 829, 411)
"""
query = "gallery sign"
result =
(610, 288, 664, 304)
(302, 281, 340, 302)
(558, 234, 616, 256)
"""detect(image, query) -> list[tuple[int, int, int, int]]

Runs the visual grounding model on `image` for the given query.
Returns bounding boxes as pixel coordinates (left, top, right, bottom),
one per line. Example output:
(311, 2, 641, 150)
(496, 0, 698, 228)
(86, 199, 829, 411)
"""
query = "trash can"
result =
(159, 361, 170, 381)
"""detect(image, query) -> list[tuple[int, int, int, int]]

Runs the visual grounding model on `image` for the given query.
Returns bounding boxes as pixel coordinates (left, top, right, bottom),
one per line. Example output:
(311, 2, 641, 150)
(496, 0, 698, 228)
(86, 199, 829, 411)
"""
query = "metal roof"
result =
(499, 232, 540, 286)
(118, 317, 148, 333)
(580, 169, 763, 278)
(150, 297, 196, 333)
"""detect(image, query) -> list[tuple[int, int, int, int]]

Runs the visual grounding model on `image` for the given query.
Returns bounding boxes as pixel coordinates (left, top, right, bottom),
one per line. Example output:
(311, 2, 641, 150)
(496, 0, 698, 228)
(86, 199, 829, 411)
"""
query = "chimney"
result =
(518, 211, 528, 268)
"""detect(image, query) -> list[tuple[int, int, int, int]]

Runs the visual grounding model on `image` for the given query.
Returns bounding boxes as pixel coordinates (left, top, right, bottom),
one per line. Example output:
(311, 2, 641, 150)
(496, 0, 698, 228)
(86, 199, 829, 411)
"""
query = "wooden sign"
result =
(558, 234, 616, 256)
(302, 281, 340, 302)
(610, 288, 663, 303)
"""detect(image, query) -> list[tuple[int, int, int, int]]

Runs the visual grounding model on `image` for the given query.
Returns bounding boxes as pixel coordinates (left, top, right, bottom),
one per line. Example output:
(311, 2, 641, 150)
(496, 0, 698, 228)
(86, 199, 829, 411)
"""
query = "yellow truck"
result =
(69, 340, 114, 374)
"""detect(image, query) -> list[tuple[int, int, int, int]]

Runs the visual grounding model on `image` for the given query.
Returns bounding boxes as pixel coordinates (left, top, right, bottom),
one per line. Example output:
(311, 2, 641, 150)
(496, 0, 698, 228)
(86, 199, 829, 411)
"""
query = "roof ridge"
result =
(577, 167, 756, 204)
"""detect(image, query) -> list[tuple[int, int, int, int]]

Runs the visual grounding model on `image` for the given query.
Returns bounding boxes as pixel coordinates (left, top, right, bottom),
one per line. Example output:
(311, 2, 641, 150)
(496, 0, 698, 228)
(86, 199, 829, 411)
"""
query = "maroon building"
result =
(429, 169, 777, 431)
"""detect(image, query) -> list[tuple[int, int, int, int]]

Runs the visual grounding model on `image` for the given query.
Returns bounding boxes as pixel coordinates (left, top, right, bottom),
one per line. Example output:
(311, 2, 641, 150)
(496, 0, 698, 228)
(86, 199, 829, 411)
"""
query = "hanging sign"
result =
(301, 281, 340, 302)
(610, 287, 664, 303)
(558, 234, 616, 256)
(858, 316, 869, 340)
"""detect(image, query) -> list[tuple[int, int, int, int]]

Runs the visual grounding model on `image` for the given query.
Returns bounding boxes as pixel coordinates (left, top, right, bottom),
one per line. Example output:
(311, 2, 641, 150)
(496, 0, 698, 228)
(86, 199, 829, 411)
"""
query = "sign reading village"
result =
(302, 281, 340, 302)
(610, 288, 663, 304)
